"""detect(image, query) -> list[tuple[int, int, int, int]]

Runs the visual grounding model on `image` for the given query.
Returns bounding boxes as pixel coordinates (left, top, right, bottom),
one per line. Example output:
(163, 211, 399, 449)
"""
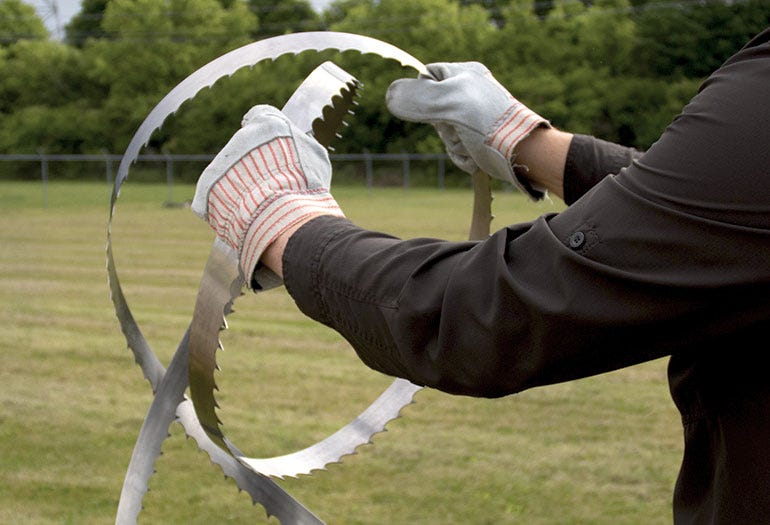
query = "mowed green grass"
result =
(0, 181, 682, 524)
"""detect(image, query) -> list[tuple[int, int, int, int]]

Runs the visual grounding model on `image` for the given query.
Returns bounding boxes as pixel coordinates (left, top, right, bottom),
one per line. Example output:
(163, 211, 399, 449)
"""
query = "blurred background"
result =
(1, 2, 768, 523)
(3, 0, 769, 183)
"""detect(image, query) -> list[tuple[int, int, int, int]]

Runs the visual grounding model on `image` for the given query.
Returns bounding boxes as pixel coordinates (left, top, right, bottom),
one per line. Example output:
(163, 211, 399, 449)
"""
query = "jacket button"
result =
(568, 231, 585, 248)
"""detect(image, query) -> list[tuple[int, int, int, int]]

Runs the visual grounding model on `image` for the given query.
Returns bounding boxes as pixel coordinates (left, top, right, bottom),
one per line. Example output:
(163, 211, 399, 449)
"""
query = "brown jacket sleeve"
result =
(284, 28, 770, 523)
(283, 28, 770, 399)
(563, 134, 643, 204)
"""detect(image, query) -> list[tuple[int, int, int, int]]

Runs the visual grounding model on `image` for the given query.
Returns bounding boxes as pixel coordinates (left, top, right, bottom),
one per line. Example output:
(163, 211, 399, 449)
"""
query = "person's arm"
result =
(261, 128, 641, 276)
(261, 221, 305, 278)
(191, 105, 345, 291)
(511, 124, 645, 205)
(269, 38, 770, 397)
(510, 126, 572, 200)
(215, 32, 770, 398)
(260, 126, 573, 278)
(383, 62, 642, 204)
(559, 134, 644, 204)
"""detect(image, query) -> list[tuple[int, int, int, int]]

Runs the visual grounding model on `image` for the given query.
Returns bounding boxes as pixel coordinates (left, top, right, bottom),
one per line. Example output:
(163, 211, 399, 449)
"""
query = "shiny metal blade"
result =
(116, 330, 191, 524)
(282, 61, 361, 145)
(187, 62, 362, 453)
(312, 78, 361, 148)
(112, 32, 426, 197)
(116, 322, 323, 524)
(109, 32, 427, 524)
(188, 238, 244, 452)
(185, 62, 424, 481)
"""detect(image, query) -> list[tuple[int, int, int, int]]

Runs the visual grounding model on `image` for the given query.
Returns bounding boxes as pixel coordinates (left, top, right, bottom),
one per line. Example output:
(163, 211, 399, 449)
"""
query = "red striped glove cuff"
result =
(240, 190, 344, 289)
(488, 102, 550, 200)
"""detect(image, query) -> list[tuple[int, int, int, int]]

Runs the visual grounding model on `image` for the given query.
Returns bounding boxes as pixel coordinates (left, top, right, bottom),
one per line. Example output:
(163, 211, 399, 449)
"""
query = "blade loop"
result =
(109, 32, 427, 524)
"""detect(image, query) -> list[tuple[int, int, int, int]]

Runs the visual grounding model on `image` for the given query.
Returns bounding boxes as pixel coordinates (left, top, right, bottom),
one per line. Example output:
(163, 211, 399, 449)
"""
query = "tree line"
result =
(1, 0, 768, 180)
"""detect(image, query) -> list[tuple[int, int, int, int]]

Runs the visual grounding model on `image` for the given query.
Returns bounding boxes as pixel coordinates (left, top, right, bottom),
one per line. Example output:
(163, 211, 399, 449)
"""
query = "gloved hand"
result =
(386, 62, 550, 199)
(192, 104, 344, 290)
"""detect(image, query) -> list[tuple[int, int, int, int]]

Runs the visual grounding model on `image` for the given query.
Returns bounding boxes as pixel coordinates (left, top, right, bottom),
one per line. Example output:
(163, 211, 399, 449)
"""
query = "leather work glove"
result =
(386, 62, 550, 199)
(192, 104, 344, 290)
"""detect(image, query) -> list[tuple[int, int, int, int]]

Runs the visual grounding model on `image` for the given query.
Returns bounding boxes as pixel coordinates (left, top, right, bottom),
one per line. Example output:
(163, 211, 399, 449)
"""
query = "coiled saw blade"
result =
(109, 32, 427, 524)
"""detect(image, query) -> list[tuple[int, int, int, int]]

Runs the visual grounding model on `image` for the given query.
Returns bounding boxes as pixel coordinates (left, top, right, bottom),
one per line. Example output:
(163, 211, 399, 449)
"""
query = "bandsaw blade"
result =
(109, 32, 427, 524)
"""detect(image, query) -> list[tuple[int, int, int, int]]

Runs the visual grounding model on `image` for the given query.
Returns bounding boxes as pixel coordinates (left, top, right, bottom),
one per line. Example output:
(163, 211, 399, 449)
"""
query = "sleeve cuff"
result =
(563, 134, 644, 205)
(282, 215, 353, 324)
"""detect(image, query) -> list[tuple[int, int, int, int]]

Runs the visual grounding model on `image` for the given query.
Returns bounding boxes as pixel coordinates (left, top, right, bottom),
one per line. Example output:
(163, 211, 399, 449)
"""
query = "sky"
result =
(24, 0, 332, 40)
(24, 0, 81, 39)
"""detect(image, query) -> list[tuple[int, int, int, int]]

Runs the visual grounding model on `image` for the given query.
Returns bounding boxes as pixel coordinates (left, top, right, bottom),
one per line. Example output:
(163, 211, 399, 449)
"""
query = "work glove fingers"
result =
(192, 105, 333, 221)
(434, 122, 478, 174)
(242, 105, 333, 189)
(192, 104, 342, 291)
(386, 62, 511, 130)
(386, 76, 478, 129)
(386, 61, 550, 197)
(424, 61, 491, 81)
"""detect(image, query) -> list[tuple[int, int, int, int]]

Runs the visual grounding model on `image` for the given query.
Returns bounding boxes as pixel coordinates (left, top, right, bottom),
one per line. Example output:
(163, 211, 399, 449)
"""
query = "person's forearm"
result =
(513, 127, 573, 200)
(261, 128, 574, 275)
(261, 218, 317, 278)
(561, 134, 644, 204)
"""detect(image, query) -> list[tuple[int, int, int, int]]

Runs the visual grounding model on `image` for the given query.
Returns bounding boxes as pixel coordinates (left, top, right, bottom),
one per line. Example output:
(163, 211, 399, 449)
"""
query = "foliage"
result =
(329, 0, 497, 154)
(459, 0, 508, 27)
(248, 0, 322, 38)
(0, 0, 48, 45)
(81, 0, 256, 152)
(634, 0, 770, 78)
(64, 0, 109, 47)
(1, 0, 769, 178)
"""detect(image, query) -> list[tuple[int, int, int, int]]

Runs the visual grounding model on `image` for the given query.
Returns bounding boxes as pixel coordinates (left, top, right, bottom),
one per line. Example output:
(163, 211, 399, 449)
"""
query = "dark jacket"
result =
(283, 28, 770, 524)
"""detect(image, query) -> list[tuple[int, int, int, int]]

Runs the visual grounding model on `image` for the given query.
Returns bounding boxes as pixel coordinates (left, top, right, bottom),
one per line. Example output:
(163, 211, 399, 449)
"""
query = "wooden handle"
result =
(468, 169, 493, 241)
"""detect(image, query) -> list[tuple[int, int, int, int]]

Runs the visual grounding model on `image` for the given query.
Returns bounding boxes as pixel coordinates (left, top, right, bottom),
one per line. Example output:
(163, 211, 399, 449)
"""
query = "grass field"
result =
(0, 180, 682, 524)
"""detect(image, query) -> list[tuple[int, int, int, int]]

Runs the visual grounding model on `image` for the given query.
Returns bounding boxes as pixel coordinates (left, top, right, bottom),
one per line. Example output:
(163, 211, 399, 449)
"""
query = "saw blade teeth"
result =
(311, 79, 361, 148)
(113, 34, 425, 523)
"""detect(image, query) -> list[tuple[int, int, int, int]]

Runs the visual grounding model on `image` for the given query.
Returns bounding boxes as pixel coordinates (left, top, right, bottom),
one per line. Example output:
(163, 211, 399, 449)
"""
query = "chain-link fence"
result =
(1, 152, 522, 207)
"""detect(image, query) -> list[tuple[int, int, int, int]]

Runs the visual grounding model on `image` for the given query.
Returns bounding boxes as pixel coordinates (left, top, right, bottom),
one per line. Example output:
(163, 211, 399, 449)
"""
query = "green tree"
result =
(634, 0, 770, 78)
(329, 0, 496, 153)
(321, 0, 374, 27)
(83, 0, 257, 151)
(248, 0, 322, 38)
(65, 0, 109, 48)
(487, 0, 545, 67)
(0, 39, 100, 114)
(489, 0, 646, 145)
(458, 0, 507, 27)
(3, 0, 766, 167)
(0, 103, 104, 155)
(0, 34, 112, 158)
(0, 0, 48, 45)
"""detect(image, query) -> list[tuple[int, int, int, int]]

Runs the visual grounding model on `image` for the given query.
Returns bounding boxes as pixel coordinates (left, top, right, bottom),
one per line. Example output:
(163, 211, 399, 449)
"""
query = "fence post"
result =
(102, 149, 113, 186)
(402, 152, 410, 191)
(437, 156, 445, 191)
(364, 150, 373, 191)
(38, 149, 48, 208)
(164, 151, 174, 205)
